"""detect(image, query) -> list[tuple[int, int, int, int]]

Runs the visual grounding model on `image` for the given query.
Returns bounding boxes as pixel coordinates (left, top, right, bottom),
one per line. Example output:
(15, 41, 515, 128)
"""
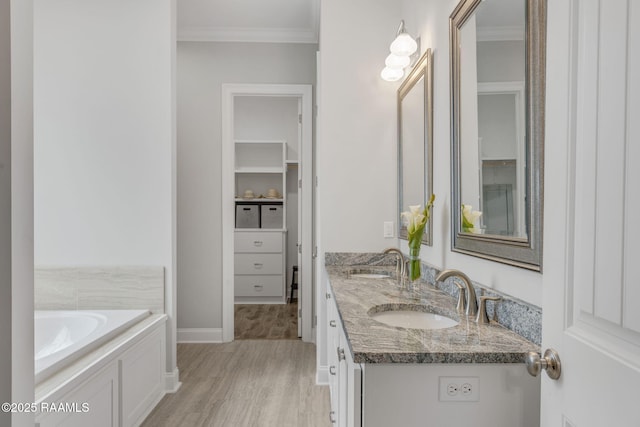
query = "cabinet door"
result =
(326, 290, 339, 425)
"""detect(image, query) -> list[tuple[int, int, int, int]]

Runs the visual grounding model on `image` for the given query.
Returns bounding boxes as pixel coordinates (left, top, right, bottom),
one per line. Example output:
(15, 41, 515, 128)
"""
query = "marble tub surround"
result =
(35, 266, 165, 314)
(326, 265, 539, 364)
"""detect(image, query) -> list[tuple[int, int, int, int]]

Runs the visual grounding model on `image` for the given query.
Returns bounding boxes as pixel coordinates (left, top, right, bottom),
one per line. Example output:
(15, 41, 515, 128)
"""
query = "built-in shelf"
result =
(234, 198, 284, 203)
(235, 167, 285, 174)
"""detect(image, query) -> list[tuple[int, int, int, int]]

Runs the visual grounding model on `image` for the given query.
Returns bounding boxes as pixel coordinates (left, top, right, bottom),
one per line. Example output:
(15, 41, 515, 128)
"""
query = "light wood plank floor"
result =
(234, 303, 298, 340)
(142, 341, 331, 427)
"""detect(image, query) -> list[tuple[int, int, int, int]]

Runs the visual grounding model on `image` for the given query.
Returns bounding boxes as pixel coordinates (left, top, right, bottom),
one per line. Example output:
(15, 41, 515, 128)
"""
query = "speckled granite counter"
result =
(327, 266, 539, 364)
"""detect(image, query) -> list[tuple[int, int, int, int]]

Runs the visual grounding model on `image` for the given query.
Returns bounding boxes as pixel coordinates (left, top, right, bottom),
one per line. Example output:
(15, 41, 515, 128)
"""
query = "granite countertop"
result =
(326, 266, 540, 364)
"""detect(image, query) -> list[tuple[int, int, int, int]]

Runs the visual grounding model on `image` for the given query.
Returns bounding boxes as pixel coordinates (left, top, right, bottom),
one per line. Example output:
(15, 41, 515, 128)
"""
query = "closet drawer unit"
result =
(235, 275, 283, 297)
(235, 231, 283, 253)
(235, 253, 283, 275)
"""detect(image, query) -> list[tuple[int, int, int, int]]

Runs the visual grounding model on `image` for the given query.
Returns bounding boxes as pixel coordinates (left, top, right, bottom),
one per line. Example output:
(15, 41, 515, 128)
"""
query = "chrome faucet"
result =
(434, 269, 478, 317)
(383, 247, 406, 279)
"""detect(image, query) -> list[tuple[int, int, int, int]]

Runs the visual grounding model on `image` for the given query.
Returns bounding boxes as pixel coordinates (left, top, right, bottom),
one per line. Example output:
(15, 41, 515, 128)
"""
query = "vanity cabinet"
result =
(324, 267, 541, 427)
(326, 287, 362, 427)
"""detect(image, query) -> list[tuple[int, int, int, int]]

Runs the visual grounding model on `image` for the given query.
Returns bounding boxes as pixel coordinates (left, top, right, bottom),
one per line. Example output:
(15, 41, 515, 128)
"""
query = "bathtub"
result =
(35, 309, 150, 383)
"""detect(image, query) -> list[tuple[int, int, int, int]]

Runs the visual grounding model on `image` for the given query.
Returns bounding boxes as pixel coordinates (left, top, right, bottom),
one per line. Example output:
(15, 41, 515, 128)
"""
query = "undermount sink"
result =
(348, 269, 392, 279)
(368, 304, 459, 330)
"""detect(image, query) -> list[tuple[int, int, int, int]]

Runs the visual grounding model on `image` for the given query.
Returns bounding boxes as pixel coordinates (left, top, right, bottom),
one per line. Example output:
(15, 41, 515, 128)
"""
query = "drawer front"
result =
(235, 232, 283, 253)
(235, 275, 283, 297)
(235, 253, 283, 275)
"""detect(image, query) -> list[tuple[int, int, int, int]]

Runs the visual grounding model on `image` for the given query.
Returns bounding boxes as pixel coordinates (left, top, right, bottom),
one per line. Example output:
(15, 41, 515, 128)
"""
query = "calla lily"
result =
(401, 194, 436, 281)
(461, 204, 482, 233)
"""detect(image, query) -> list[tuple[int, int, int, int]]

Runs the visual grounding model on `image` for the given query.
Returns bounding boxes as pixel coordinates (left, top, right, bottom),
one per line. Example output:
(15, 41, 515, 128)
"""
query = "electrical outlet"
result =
(383, 221, 394, 238)
(438, 377, 479, 402)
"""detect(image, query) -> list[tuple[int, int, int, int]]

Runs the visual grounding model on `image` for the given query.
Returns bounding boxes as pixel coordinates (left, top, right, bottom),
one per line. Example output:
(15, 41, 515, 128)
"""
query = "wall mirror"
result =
(398, 49, 434, 244)
(450, 0, 545, 270)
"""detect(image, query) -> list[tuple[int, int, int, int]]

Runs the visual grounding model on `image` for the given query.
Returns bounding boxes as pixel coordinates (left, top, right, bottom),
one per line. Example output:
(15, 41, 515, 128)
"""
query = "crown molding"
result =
(178, 0, 319, 44)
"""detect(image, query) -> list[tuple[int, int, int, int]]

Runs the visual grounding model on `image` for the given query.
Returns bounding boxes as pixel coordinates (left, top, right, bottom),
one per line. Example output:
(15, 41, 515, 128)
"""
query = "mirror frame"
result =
(398, 49, 434, 245)
(449, 0, 546, 270)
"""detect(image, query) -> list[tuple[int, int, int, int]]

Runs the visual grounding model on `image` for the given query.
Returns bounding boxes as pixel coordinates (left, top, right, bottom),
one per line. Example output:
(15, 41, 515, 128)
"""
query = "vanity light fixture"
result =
(381, 20, 418, 82)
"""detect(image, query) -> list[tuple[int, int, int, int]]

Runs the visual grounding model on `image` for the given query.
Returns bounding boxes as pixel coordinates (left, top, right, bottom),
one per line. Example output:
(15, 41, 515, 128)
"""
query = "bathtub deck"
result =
(141, 340, 331, 427)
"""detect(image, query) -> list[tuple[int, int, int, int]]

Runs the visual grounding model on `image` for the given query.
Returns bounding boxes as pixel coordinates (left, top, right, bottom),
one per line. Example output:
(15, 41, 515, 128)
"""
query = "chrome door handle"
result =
(329, 320, 336, 327)
(337, 347, 345, 361)
(329, 366, 336, 375)
(525, 348, 561, 380)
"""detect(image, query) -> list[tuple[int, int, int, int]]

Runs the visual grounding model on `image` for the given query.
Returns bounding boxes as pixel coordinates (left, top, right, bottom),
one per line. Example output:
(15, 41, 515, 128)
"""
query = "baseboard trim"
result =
(165, 367, 181, 393)
(316, 365, 329, 385)
(177, 327, 224, 343)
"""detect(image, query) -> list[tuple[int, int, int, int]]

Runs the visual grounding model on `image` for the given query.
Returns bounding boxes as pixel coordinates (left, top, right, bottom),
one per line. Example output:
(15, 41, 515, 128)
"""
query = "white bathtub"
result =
(35, 309, 150, 383)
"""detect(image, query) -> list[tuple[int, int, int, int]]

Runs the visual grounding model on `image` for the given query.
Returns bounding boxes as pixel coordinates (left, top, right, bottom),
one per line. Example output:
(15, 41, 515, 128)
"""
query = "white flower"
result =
(401, 204, 426, 234)
(462, 204, 482, 232)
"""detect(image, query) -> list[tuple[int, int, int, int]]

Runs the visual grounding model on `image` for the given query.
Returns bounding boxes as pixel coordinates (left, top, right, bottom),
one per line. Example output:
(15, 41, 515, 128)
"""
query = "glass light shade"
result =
(385, 53, 410, 69)
(390, 33, 418, 56)
(380, 67, 404, 82)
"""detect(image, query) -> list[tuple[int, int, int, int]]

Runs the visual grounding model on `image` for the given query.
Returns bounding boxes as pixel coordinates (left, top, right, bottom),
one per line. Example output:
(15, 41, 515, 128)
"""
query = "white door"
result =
(542, 1, 640, 425)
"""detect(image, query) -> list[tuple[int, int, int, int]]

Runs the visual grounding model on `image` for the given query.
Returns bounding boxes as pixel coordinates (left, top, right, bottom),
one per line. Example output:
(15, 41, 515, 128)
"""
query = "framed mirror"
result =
(398, 49, 434, 245)
(450, 0, 545, 270)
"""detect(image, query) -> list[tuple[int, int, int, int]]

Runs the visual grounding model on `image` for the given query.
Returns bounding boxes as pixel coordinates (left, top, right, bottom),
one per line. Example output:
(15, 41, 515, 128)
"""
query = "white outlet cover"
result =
(438, 376, 479, 402)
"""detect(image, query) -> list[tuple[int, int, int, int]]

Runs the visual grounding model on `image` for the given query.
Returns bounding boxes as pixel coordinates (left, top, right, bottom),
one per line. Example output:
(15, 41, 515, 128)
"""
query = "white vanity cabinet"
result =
(325, 282, 540, 427)
(326, 287, 362, 427)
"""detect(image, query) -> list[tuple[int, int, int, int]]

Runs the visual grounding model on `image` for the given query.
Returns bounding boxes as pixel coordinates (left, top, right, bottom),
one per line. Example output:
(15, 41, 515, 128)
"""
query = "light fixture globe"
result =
(380, 67, 404, 82)
(385, 53, 410, 69)
(390, 32, 417, 57)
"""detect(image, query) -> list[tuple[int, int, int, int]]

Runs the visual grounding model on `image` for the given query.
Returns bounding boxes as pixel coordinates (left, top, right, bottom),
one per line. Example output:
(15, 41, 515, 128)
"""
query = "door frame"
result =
(221, 83, 314, 342)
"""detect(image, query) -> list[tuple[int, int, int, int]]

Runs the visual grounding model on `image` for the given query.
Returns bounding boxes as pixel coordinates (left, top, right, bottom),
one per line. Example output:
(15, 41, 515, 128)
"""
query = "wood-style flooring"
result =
(141, 341, 331, 427)
(234, 303, 298, 340)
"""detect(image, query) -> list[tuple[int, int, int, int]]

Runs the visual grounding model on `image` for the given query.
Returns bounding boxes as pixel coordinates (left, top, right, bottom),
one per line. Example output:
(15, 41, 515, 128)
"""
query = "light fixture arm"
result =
(396, 20, 407, 37)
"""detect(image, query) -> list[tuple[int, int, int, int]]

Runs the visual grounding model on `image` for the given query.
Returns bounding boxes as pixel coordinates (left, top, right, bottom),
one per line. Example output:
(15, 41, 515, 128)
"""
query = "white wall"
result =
(0, 0, 12, 420)
(317, 1, 399, 253)
(177, 42, 316, 330)
(10, 0, 35, 424)
(33, 0, 177, 377)
(400, 0, 542, 305)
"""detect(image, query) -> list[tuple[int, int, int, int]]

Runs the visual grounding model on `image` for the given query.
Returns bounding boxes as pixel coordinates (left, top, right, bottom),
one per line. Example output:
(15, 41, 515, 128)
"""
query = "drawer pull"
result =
(329, 365, 336, 375)
(329, 320, 337, 327)
(253, 285, 263, 292)
(253, 263, 263, 269)
(253, 240, 263, 247)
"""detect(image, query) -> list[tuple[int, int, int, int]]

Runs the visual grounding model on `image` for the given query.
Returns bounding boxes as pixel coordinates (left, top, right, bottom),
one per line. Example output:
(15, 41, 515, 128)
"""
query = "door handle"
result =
(525, 348, 561, 380)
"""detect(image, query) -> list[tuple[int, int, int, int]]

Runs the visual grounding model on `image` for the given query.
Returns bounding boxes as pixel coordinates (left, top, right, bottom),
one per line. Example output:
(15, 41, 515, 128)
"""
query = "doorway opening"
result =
(221, 84, 314, 343)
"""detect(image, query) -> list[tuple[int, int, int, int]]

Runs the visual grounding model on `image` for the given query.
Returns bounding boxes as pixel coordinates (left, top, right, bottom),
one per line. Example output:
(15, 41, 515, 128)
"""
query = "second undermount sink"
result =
(348, 269, 392, 279)
(368, 304, 459, 330)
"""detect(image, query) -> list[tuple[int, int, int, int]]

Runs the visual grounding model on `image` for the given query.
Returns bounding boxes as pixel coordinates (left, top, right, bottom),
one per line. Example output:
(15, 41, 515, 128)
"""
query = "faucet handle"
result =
(476, 296, 501, 324)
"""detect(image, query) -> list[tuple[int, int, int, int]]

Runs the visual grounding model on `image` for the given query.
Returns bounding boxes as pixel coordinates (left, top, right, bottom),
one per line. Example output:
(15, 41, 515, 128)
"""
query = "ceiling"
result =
(177, 0, 320, 43)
